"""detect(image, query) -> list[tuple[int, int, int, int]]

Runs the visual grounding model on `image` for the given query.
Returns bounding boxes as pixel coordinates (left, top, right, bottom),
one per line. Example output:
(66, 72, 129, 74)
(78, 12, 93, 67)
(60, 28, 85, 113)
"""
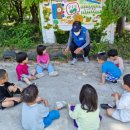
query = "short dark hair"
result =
(108, 49, 118, 57)
(79, 84, 98, 112)
(123, 74, 130, 88)
(37, 45, 46, 55)
(16, 52, 28, 63)
(0, 69, 7, 80)
(97, 52, 107, 61)
(21, 84, 38, 103)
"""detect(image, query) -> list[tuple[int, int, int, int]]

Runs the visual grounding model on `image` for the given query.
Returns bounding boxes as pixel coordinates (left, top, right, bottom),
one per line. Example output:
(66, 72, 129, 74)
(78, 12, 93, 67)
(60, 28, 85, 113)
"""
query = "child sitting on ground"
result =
(36, 45, 58, 77)
(68, 84, 100, 130)
(16, 52, 38, 85)
(101, 74, 130, 122)
(21, 84, 67, 130)
(97, 53, 121, 84)
(107, 49, 124, 74)
(0, 69, 22, 110)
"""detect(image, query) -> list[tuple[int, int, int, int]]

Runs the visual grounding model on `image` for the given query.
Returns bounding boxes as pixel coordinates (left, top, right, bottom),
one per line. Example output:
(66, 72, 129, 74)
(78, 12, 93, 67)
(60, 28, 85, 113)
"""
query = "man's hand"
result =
(63, 47, 69, 54)
(74, 48, 82, 54)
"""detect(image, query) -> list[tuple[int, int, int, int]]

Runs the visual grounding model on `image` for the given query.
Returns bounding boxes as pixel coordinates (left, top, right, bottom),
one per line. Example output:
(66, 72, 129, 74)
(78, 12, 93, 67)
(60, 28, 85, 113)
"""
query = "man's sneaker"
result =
(36, 73, 45, 79)
(70, 58, 77, 65)
(49, 71, 58, 76)
(84, 56, 89, 63)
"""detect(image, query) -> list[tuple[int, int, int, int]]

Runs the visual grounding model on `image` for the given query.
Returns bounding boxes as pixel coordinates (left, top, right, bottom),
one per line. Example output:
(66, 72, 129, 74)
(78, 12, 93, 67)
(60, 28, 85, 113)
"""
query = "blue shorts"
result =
(105, 73, 119, 81)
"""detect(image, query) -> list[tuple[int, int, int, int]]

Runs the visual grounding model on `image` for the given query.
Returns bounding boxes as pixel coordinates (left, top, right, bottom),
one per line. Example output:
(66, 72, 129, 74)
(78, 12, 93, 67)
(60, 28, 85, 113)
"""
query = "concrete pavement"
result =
(0, 61, 130, 130)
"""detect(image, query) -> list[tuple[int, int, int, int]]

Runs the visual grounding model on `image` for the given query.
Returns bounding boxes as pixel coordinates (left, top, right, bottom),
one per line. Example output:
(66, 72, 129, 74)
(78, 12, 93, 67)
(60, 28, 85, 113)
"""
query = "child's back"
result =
(69, 84, 100, 130)
(22, 103, 49, 130)
(112, 90, 130, 122)
(21, 84, 61, 130)
(69, 104, 100, 130)
(102, 61, 121, 78)
(101, 74, 130, 122)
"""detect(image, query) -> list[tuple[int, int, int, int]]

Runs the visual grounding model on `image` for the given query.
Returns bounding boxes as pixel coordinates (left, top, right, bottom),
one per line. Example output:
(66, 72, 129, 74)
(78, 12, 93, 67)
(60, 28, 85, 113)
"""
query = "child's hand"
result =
(13, 97, 21, 102)
(111, 92, 119, 97)
(36, 97, 43, 103)
(111, 93, 120, 100)
(43, 99, 49, 106)
(98, 80, 105, 85)
(29, 75, 36, 80)
(15, 85, 23, 92)
(99, 82, 105, 85)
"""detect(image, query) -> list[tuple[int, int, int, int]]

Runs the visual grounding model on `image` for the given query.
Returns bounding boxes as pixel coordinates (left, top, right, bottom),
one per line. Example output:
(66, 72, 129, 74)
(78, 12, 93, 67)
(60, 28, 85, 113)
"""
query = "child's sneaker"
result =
(55, 101, 67, 110)
(36, 73, 45, 78)
(49, 71, 58, 76)
(112, 80, 117, 83)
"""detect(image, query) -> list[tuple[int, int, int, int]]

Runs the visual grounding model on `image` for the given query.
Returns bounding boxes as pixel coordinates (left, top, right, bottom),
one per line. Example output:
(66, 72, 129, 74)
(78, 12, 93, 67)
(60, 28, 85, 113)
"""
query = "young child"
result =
(101, 74, 130, 122)
(107, 49, 124, 73)
(21, 84, 66, 130)
(68, 84, 100, 130)
(16, 52, 37, 85)
(97, 53, 121, 84)
(0, 69, 22, 110)
(36, 45, 58, 77)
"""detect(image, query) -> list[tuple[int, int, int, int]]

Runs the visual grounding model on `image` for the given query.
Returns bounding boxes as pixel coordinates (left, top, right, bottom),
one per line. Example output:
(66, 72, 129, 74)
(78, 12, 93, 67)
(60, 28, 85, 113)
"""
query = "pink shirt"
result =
(37, 53, 50, 64)
(16, 64, 29, 80)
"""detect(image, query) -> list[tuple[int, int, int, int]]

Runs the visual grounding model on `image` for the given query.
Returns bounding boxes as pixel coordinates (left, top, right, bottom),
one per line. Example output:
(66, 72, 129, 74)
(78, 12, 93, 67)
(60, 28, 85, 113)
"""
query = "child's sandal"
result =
(55, 101, 67, 110)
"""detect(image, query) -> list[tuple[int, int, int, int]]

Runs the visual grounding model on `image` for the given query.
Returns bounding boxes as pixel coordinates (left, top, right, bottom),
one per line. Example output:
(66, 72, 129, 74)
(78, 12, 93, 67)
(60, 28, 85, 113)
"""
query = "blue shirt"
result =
(71, 26, 87, 47)
(67, 26, 90, 49)
(102, 61, 121, 78)
(22, 103, 49, 130)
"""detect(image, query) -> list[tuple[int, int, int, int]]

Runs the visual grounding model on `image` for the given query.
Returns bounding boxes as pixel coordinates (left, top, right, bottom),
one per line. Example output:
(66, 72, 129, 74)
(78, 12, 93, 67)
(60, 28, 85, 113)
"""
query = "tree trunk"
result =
(30, 3, 39, 24)
(11, 0, 23, 22)
(116, 17, 126, 36)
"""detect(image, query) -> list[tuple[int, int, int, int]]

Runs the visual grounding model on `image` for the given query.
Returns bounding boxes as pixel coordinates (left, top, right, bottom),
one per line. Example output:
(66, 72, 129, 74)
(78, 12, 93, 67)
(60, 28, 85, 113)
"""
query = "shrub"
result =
(113, 32, 130, 59)
(0, 22, 41, 50)
(55, 31, 69, 44)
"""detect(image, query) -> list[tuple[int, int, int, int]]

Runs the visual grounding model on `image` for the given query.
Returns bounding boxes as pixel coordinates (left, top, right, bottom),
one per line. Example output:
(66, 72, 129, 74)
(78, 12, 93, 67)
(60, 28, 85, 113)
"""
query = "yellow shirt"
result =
(69, 104, 100, 130)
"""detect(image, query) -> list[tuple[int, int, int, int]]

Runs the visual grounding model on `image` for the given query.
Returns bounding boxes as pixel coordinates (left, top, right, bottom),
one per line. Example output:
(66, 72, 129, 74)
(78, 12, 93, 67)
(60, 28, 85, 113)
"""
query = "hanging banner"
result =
(51, 0, 103, 26)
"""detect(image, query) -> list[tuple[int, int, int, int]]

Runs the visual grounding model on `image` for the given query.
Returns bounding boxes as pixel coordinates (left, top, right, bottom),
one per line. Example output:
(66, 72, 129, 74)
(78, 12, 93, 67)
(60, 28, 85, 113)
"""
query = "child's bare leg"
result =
(8, 85, 22, 93)
(2, 101, 15, 108)
(106, 108, 115, 117)
(23, 78, 32, 85)
(30, 69, 36, 76)
(2, 97, 21, 108)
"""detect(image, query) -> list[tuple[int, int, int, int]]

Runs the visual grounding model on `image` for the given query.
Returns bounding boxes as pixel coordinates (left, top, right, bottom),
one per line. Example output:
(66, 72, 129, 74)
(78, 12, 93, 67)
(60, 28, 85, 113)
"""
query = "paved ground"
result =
(0, 60, 130, 130)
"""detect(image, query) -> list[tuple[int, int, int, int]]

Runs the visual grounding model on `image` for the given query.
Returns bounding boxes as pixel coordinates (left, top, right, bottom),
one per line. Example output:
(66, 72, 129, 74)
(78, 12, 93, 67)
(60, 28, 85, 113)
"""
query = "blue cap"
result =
(72, 21, 81, 32)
